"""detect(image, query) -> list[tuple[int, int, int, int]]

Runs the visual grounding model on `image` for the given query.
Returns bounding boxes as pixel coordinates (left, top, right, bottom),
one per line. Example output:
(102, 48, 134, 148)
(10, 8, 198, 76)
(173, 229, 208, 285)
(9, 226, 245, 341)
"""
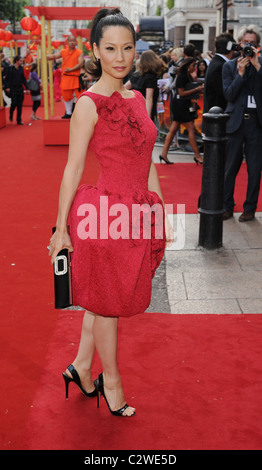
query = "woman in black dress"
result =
(159, 58, 204, 165)
(129, 49, 167, 121)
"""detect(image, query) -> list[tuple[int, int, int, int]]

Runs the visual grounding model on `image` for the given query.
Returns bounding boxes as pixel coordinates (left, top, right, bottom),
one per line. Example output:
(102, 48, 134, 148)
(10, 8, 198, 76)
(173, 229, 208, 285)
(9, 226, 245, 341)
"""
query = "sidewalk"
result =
(149, 145, 262, 314)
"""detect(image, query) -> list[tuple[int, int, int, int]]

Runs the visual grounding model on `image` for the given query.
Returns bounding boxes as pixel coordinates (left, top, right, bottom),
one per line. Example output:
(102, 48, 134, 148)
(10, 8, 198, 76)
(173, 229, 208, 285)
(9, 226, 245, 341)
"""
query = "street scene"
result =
(1, 0, 262, 456)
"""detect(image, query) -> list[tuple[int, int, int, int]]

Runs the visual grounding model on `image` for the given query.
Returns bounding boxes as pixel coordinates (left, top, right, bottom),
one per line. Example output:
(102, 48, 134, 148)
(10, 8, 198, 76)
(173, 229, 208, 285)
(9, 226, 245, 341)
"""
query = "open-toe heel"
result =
(62, 363, 97, 399)
(94, 373, 135, 417)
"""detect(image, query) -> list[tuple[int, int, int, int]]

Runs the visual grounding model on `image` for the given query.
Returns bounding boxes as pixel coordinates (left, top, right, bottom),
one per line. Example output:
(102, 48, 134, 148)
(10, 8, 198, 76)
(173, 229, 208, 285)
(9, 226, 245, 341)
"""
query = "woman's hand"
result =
(48, 230, 73, 265)
(165, 212, 174, 248)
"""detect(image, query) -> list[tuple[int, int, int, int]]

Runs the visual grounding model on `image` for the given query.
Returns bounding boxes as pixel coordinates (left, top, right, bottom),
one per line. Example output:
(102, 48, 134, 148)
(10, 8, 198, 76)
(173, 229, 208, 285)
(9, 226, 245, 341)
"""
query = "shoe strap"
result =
(117, 404, 129, 414)
(67, 364, 80, 382)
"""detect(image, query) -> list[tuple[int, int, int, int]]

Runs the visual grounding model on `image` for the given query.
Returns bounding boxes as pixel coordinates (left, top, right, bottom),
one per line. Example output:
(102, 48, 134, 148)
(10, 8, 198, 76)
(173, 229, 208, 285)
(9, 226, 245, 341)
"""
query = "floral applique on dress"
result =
(97, 91, 146, 155)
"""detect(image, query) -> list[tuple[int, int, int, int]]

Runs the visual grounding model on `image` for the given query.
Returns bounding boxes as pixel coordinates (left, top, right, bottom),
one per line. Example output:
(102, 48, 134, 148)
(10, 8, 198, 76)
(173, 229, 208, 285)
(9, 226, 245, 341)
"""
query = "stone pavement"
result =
(147, 145, 262, 314)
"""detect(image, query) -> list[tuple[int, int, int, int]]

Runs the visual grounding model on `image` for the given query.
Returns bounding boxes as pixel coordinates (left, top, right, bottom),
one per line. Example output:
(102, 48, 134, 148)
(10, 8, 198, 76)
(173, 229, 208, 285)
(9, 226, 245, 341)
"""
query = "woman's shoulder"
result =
(76, 91, 99, 115)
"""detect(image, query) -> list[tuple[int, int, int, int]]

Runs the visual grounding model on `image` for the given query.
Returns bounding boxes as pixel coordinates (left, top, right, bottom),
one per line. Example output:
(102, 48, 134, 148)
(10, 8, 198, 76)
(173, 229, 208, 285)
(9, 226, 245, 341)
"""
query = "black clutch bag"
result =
(52, 227, 72, 309)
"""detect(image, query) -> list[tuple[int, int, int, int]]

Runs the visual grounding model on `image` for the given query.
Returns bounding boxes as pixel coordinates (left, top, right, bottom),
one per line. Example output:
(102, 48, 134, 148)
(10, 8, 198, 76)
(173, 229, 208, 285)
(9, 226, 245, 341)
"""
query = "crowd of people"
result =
(122, 25, 262, 224)
(1, 21, 262, 223)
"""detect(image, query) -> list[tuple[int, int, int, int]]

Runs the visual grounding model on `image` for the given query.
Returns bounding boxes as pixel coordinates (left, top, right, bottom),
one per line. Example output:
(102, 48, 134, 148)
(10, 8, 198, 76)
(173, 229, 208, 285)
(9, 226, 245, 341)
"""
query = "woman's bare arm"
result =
(49, 96, 97, 263)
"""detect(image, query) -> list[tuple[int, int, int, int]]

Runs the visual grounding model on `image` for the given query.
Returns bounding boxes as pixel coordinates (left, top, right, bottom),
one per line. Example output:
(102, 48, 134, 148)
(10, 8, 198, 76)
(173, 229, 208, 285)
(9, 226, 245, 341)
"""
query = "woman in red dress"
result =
(48, 8, 173, 417)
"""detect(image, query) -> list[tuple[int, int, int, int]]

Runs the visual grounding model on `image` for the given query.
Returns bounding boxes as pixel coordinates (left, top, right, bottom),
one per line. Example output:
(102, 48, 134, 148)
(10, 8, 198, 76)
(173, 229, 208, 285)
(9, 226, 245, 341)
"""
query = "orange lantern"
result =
(20, 17, 38, 33)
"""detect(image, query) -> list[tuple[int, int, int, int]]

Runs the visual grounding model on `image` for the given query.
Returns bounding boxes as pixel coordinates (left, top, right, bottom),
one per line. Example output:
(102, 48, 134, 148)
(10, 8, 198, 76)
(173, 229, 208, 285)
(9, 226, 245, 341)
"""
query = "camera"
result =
(242, 43, 255, 57)
(228, 41, 254, 57)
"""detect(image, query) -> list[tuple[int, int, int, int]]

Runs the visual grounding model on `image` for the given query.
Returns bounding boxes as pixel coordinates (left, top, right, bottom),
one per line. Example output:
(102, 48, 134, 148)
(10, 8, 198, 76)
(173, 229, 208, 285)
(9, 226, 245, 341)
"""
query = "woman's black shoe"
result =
(159, 155, 174, 164)
(194, 156, 203, 165)
(62, 363, 97, 399)
(95, 373, 135, 417)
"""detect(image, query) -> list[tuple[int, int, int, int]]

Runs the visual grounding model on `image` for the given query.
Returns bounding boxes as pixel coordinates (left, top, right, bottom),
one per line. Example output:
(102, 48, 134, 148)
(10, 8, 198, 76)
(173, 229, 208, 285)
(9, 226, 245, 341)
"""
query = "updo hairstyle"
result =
(90, 8, 136, 77)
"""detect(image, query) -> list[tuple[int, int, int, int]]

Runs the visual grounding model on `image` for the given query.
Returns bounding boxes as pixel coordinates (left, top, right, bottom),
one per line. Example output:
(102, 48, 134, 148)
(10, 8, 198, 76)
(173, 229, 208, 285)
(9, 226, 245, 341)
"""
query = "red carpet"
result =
(156, 162, 262, 214)
(1, 103, 262, 451)
(0, 104, 99, 450)
(19, 311, 262, 450)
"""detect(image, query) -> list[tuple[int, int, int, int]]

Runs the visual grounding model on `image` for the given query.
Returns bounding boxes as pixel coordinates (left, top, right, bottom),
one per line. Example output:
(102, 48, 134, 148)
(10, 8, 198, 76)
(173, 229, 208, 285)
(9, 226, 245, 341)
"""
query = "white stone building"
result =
(166, 0, 262, 53)
(28, 0, 148, 41)
(25, 0, 262, 50)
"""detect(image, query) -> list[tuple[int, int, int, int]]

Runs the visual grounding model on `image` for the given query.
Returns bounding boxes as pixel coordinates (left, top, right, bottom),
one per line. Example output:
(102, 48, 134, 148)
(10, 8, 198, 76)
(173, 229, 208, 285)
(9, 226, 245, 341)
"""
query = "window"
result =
(189, 24, 204, 35)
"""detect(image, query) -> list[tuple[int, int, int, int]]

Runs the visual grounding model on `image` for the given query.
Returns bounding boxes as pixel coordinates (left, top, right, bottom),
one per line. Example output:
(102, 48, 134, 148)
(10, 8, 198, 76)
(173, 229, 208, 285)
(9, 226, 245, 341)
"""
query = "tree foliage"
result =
(0, 0, 28, 26)
(167, 0, 175, 10)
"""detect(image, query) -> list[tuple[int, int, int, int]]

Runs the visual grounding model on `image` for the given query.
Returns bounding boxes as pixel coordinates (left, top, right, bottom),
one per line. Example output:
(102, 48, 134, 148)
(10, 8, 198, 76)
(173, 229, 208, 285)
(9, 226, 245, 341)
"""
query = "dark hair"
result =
(85, 58, 101, 80)
(90, 8, 135, 48)
(177, 57, 196, 77)
(31, 62, 37, 72)
(13, 55, 21, 64)
(215, 33, 235, 55)
(183, 43, 195, 57)
(90, 8, 135, 76)
(196, 59, 207, 77)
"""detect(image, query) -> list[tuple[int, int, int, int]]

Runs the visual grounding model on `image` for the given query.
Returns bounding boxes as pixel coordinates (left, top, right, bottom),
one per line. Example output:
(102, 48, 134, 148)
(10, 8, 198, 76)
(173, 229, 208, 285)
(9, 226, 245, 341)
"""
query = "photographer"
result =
(203, 33, 235, 115)
(222, 25, 262, 222)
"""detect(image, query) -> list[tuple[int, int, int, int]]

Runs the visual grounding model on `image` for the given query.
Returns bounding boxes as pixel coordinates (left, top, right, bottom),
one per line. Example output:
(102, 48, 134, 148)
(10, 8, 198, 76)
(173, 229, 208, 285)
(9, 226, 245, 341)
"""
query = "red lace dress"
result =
(68, 90, 165, 317)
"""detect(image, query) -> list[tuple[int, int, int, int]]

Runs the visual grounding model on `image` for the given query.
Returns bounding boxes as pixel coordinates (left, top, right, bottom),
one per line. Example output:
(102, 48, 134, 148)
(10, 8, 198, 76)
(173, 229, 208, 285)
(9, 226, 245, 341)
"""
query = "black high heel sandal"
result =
(159, 155, 174, 165)
(62, 364, 97, 399)
(194, 156, 203, 166)
(94, 373, 135, 417)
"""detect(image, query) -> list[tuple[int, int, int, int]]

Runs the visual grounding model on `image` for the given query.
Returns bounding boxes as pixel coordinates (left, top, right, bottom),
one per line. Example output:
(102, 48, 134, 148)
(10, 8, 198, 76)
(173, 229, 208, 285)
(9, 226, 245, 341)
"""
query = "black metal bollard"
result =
(198, 106, 229, 249)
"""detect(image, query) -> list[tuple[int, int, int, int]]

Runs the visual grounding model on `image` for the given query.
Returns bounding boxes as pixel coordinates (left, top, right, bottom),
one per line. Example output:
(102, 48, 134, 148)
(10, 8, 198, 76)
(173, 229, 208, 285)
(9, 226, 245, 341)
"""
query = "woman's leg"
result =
(161, 120, 180, 160)
(66, 310, 96, 393)
(184, 121, 203, 163)
(93, 315, 135, 416)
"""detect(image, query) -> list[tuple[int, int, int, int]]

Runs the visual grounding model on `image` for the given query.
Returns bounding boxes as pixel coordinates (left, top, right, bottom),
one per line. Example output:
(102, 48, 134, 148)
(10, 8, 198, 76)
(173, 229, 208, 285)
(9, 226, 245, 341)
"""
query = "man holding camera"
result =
(222, 26, 262, 222)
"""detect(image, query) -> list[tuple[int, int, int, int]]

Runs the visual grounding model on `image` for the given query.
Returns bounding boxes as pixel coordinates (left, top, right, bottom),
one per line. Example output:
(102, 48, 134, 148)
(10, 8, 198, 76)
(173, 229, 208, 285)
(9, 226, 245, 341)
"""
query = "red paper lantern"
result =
(52, 40, 60, 49)
(0, 29, 5, 40)
(20, 17, 38, 32)
(0, 40, 6, 48)
(85, 41, 92, 51)
(31, 23, 41, 36)
(4, 30, 12, 41)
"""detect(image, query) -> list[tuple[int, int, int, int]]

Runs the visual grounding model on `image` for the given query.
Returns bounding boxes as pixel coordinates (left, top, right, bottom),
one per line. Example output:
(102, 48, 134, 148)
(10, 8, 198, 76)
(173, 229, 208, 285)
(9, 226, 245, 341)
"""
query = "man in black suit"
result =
(203, 32, 235, 115)
(222, 25, 262, 222)
(5, 55, 28, 125)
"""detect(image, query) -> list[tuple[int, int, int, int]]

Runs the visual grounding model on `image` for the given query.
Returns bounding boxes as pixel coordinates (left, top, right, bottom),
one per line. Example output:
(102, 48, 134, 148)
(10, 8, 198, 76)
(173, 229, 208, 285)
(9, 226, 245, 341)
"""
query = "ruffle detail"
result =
(70, 184, 165, 279)
(96, 91, 146, 155)
(130, 190, 166, 277)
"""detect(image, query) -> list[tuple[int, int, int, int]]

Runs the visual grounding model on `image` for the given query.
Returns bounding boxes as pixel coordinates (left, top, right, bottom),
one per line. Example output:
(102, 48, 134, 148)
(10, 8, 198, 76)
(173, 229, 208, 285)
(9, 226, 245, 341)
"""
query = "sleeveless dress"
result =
(68, 90, 166, 317)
